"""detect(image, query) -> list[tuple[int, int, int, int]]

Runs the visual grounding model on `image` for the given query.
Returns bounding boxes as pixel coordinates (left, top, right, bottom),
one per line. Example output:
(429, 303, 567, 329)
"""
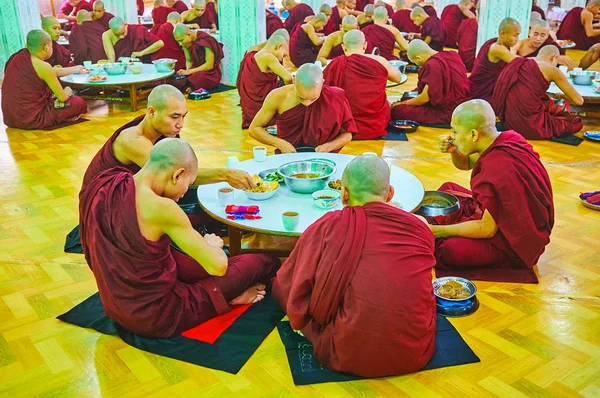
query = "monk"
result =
(238, 35, 292, 129)
(173, 24, 224, 91)
(91, 0, 114, 30)
(181, 0, 217, 33)
(422, 2, 438, 18)
(152, 12, 186, 71)
(579, 43, 600, 70)
(70, 10, 108, 64)
(362, 6, 407, 61)
(391, 0, 420, 33)
(556, 0, 600, 50)
(266, 10, 285, 38)
(440, 0, 475, 48)
(246, 28, 290, 53)
(167, 0, 188, 14)
(152, 0, 175, 27)
(375, 0, 395, 17)
(410, 6, 446, 51)
(324, 30, 402, 140)
(206, 0, 219, 29)
(80, 138, 280, 338)
(358, 4, 375, 28)
(272, 155, 436, 378)
(532, 1, 545, 20)
(514, 19, 570, 65)
(323, 0, 348, 35)
(103, 17, 164, 63)
(457, 16, 477, 71)
(289, 13, 327, 67)
(432, 100, 554, 284)
(42, 17, 74, 67)
(492, 46, 583, 140)
(317, 15, 362, 65)
(391, 40, 468, 125)
(58, 0, 92, 25)
(249, 63, 356, 153)
(355, 0, 374, 12)
(1, 30, 87, 130)
(468, 18, 520, 103)
(306, 4, 332, 24)
(283, 0, 315, 33)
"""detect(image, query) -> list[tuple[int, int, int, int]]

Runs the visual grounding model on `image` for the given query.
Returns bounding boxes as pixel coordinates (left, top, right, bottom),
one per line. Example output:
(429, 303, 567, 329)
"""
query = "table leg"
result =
(228, 226, 243, 257)
(130, 84, 138, 112)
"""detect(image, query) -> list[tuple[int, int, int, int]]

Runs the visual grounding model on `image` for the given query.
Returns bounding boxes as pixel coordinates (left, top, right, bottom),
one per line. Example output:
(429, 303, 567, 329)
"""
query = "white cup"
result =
(83, 60, 92, 69)
(253, 146, 267, 162)
(362, 152, 378, 157)
(573, 67, 583, 75)
(559, 65, 568, 76)
(226, 156, 239, 168)
(217, 187, 234, 207)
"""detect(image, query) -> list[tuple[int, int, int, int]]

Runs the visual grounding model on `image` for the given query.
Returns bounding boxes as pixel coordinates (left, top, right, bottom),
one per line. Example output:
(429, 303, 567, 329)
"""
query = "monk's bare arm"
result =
(551, 68, 584, 106)
(393, 28, 409, 51)
(580, 43, 600, 69)
(315, 132, 352, 153)
(438, 134, 476, 171)
(458, 3, 476, 19)
(430, 210, 498, 239)
(38, 62, 72, 102)
(132, 40, 165, 58)
(423, 35, 433, 45)
(102, 31, 116, 63)
(489, 43, 518, 63)
(401, 85, 429, 106)
(249, 90, 296, 153)
(375, 56, 402, 82)
(265, 55, 293, 84)
(304, 25, 324, 46)
(195, 168, 255, 189)
(317, 37, 335, 66)
(583, 12, 600, 37)
(185, 23, 201, 29)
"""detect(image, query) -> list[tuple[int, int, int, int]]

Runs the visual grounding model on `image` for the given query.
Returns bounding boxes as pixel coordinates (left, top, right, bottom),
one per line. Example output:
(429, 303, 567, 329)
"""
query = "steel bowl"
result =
(153, 58, 177, 73)
(433, 277, 477, 302)
(277, 160, 336, 194)
(388, 60, 408, 74)
(102, 63, 127, 75)
(416, 191, 460, 216)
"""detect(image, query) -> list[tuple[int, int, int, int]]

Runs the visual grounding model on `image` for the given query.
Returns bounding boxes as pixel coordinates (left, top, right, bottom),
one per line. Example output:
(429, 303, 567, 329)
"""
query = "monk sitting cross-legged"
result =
(181, 0, 217, 33)
(152, 12, 187, 71)
(323, 0, 348, 35)
(273, 155, 436, 378)
(42, 16, 74, 67)
(440, 0, 475, 48)
(391, 39, 469, 125)
(283, 0, 315, 33)
(317, 15, 363, 66)
(492, 46, 583, 140)
(237, 35, 292, 129)
(410, 6, 446, 51)
(70, 10, 108, 65)
(103, 17, 165, 63)
(362, 6, 408, 60)
(391, 0, 420, 33)
(514, 19, 572, 67)
(80, 138, 280, 338)
(91, 0, 114, 30)
(431, 100, 554, 284)
(249, 63, 356, 154)
(556, 0, 600, 50)
(324, 30, 402, 140)
(289, 13, 327, 67)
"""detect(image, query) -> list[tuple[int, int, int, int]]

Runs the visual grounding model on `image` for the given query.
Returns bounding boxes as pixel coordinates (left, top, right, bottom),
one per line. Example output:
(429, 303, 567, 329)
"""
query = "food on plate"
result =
(437, 281, 471, 299)
(317, 195, 336, 199)
(245, 174, 278, 193)
(293, 173, 321, 179)
(264, 171, 284, 183)
(328, 179, 342, 190)
(88, 75, 107, 82)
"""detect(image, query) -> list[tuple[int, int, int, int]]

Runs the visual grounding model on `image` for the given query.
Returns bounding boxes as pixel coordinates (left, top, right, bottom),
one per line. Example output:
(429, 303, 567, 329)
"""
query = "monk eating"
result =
(556, 0, 600, 50)
(362, 6, 408, 60)
(468, 18, 520, 103)
(103, 17, 164, 63)
(58, 0, 92, 26)
(410, 6, 446, 51)
(273, 155, 436, 378)
(282, 0, 315, 33)
(514, 19, 572, 67)
(249, 63, 356, 153)
(152, 12, 186, 71)
(173, 24, 224, 91)
(166, 0, 188, 14)
(324, 30, 402, 139)
(238, 35, 292, 129)
(289, 13, 327, 67)
(579, 43, 600, 70)
(181, 0, 217, 33)
(317, 15, 361, 65)
(440, 0, 475, 48)
(1, 30, 88, 130)
(358, 4, 375, 28)
(266, 10, 285, 38)
(42, 17, 74, 67)
(152, 0, 175, 27)
(80, 138, 280, 338)
(323, 0, 348, 35)
(70, 10, 108, 65)
(432, 100, 554, 284)
(492, 46, 583, 140)
(457, 16, 477, 71)
(391, 39, 469, 125)
(91, 0, 114, 30)
(392, 0, 420, 33)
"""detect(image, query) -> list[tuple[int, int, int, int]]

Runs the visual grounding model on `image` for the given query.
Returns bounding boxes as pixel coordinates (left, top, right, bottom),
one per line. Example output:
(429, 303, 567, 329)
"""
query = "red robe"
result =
(79, 167, 279, 338)
(187, 31, 224, 90)
(189, 10, 216, 29)
(151, 22, 186, 70)
(207, 1, 218, 28)
(152, 6, 175, 26)
(421, 16, 446, 51)
(284, 3, 314, 33)
(532, 4, 546, 20)
(556, 7, 600, 50)
(290, 25, 321, 67)
(391, 9, 420, 33)
(94, 12, 114, 30)
(61, 0, 93, 25)
(435, 131, 554, 284)
(324, 54, 390, 140)
(492, 58, 583, 139)
(323, 6, 342, 35)
(70, 21, 108, 64)
(469, 38, 507, 103)
(440, 4, 467, 48)
(1, 49, 87, 130)
(266, 10, 285, 38)
(113, 25, 161, 61)
(137, 0, 145, 15)
(272, 202, 436, 378)
(424, 5, 437, 18)
(47, 41, 74, 67)
(362, 24, 398, 60)
(276, 85, 357, 149)
(237, 51, 280, 128)
(173, 0, 188, 13)
(391, 51, 469, 124)
(457, 18, 477, 72)
(355, 0, 373, 12)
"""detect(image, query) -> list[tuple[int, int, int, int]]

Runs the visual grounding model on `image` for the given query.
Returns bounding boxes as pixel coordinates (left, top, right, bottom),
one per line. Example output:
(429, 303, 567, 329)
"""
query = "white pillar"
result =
(303, 0, 322, 13)
(0, 0, 41, 75)
(104, 0, 139, 24)
(476, 0, 531, 53)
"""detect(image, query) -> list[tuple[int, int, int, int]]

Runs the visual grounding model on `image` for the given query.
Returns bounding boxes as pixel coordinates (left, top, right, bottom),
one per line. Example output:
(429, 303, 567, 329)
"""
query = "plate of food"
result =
(258, 168, 285, 184)
(389, 119, 420, 133)
(243, 174, 279, 200)
(386, 72, 408, 88)
(328, 179, 342, 190)
(579, 190, 600, 210)
(432, 277, 477, 302)
(584, 131, 600, 142)
(557, 40, 575, 49)
(88, 75, 107, 83)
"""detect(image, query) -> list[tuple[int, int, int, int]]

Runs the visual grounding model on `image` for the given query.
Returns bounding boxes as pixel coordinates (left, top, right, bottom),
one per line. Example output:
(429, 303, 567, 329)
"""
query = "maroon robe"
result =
(392, 51, 469, 124)
(424, 4, 437, 18)
(62, 0, 93, 25)
(521, 37, 565, 58)
(421, 16, 446, 51)
(151, 22, 186, 70)
(172, 0, 188, 13)
(556, 7, 600, 50)
(189, 10, 216, 29)
(435, 131, 554, 284)
(391, 9, 420, 33)
(492, 58, 583, 139)
(237, 51, 280, 128)
(79, 167, 280, 338)
(276, 85, 357, 149)
(284, 3, 314, 33)
(362, 24, 398, 60)
(290, 25, 321, 67)
(383, 3, 395, 16)
(1, 49, 87, 130)
(187, 31, 224, 90)
(355, 0, 373, 12)
(457, 18, 477, 72)
(152, 6, 175, 26)
(324, 54, 390, 140)
(70, 21, 107, 64)
(137, 0, 145, 15)
(440, 4, 468, 48)
(266, 10, 285, 38)
(323, 6, 342, 35)
(47, 41, 74, 67)
(468, 38, 507, 103)
(207, 1, 218, 28)
(113, 25, 161, 61)
(94, 12, 114, 30)
(272, 202, 436, 377)
(532, 4, 546, 20)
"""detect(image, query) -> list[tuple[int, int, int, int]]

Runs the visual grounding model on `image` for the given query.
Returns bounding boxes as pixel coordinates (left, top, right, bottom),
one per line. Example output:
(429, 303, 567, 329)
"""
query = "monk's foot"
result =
(230, 283, 266, 305)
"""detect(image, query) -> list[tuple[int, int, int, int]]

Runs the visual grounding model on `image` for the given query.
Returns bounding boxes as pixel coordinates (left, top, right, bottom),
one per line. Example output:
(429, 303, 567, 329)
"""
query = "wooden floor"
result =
(1, 53, 600, 397)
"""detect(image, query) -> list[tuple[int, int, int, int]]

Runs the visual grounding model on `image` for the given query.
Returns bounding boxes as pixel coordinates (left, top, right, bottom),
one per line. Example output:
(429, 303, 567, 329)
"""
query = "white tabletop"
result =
(59, 63, 174, 86)
(197, 153, 425, 237)
(547, 79, 600, 100)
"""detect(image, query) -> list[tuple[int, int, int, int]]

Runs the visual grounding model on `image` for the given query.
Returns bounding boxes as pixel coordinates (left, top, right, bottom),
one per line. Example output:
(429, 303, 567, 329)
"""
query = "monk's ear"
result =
(385, 185, 395, 203)
(471, 129, 480, 142)
(341, 186, 350, 205)
(173, 167, 186, 183)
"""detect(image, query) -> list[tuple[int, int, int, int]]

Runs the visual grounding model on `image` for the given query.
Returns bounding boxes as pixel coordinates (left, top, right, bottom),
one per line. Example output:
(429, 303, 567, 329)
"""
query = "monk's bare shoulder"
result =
(265, 85, 296, 113)
(536, 60, 560, 81)
(363, 53, 389, 66)
(328, 31, 344, 46)
(114, 126, 153, 165)
(30, 56, 53, 78)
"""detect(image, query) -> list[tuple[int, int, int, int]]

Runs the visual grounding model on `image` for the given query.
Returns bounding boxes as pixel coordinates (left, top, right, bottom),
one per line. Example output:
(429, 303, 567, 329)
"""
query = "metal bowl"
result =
(416, 191, 460, 216)
(433, 276, 477, 302)
(102, 63, 127, 75)
(277, 160, 336, 194)
(388, 60, 408, 74)
(153, 58, 177, 73)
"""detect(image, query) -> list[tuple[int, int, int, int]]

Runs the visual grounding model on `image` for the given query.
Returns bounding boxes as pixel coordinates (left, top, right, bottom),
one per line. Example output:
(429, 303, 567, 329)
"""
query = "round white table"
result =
(197, 153, 425, 256)
(547, 79, 600, 104)
(59, 64, 174, 111)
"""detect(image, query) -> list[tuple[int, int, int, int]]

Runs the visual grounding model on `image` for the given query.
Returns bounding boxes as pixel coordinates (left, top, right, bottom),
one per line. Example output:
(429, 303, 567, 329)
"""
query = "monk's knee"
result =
(437, 182, 467, 192)
(70, 96, 88, 113)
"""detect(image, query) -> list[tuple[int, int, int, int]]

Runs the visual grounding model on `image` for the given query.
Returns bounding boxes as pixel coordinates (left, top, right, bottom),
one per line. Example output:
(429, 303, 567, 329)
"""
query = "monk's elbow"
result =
(211, 256, 228, 277)
(574, 97, 584, 106)
(482, 224, 498, 239)
(248, 126, 258, 139)
(157, 40, 165, 49)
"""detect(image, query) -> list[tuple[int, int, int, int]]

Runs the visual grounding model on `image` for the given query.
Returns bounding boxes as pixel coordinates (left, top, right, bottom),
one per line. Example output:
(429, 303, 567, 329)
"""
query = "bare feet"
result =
(230, 283, 266, 305)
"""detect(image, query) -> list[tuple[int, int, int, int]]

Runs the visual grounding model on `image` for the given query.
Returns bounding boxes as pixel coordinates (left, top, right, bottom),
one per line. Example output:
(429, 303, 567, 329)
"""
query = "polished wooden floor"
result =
(0, 52, 599, 397)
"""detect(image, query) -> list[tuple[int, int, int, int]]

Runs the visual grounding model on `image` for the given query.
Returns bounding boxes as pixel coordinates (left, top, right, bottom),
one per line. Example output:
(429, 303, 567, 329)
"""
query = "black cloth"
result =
(549, 135, 584, 146)
(64, 225, 83, 253)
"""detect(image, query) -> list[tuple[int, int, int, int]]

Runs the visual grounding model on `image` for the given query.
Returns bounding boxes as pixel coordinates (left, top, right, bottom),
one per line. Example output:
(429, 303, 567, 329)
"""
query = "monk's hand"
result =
(429, 225, 449, 239)
(278, 141, 297, 154)
(177, 69, 191, 76)
(204, 233, 224, 249)
(591, 43, 600, 54)
(438, 135, 456, 153)
(315, 144, 331, 153)
(57, 13, 66, 19)
(64, 86, 74, 97)
(226, 169, 256, 190)
(131, 51, 144, 59)
(557, 55, 574, 69)
(74, 65, 88, 74)
(210, 27, 217, 34)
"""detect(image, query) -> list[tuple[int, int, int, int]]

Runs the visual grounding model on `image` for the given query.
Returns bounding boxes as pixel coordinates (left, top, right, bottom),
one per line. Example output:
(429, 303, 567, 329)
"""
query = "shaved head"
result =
(167, 11, 181, 23)
(530, 12, 542, 22)
(589, 0, 600, 6)
(26, 29, 52, 53)
(194, 0, 206, 5)
(342, 155, 391, 204)
(343, 29, 366, 51)
(154, 0, 163, 6)
(374, 5, 388, 20)
(173, 23, 190, 37)
(311, 12, 328, 24)
(41, 16, 61, 41)
(320, 4, 332, 15)
(407, 39, 434, 65)
(530, 18, 549, 30)
(395, 0, 405, 9)
(296, 63, 323, 89)
(271, 28, 290, 41)
(499, 17, 520, 33)
(267, 34, 288, 47)
(341, 14, 358, 30)
(148, 84, 186, 112)
(364, 4, 375, 15)
(537, 44, 560, 60)
(41, 16, 58, 30)
(146, 138, 198, 177)
(93, 0, 105, 10)
(459, 0, 472, 5)
(77, 10, 91, 24)
(452, 100, 496, 136)
(109, 16, 126, 32)
(411, 6, 426, 18)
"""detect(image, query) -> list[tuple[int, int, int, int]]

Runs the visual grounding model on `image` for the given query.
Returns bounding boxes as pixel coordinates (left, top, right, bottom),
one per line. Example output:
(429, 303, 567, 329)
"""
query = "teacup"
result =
(217, 187, 234, 206)
(282, 211, 299, 231)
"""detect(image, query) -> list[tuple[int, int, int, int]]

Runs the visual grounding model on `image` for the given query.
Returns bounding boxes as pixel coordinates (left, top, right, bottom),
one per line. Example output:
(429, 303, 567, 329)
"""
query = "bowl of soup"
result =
(312, 189, 341, 209)
(277, 160, 336, 194)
